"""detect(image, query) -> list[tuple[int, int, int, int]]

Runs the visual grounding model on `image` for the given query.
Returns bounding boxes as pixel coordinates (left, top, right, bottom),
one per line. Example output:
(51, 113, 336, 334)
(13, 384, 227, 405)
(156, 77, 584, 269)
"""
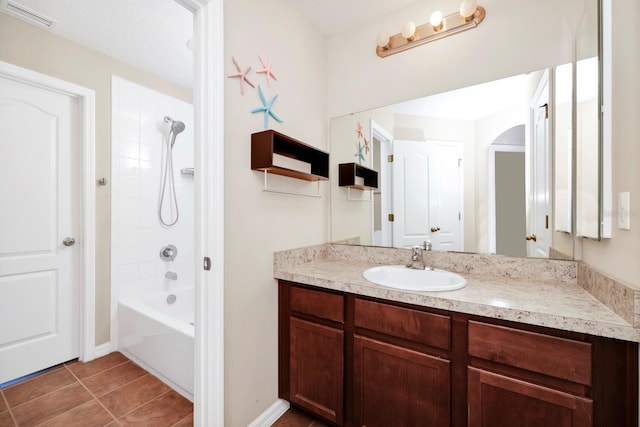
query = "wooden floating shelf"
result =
(338, 163, 378, 190)
(251, 130, 329, 182)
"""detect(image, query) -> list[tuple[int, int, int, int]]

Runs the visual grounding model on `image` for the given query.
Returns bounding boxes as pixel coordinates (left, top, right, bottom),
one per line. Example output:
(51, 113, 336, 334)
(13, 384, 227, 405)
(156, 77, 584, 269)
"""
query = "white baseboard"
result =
(248, 399, 290, 427)
(81, 342, 113, 362)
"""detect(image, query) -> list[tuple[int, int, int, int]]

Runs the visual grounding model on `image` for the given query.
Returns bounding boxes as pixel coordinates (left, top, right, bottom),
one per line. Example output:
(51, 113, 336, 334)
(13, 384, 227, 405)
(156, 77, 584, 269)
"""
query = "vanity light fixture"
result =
(375, 0, 485, 58)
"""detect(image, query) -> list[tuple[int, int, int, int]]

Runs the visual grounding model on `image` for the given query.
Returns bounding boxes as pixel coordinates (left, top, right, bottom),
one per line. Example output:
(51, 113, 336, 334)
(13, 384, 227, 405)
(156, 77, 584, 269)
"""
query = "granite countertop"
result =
(274, 244, 640, 343)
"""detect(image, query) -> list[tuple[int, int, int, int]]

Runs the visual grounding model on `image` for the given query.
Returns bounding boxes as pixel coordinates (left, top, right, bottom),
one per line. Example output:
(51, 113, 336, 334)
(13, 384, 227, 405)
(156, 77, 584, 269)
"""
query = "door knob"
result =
(525, 234, 537, 242)
(62, 237, 76, 247)
(430, 226, 441, 232)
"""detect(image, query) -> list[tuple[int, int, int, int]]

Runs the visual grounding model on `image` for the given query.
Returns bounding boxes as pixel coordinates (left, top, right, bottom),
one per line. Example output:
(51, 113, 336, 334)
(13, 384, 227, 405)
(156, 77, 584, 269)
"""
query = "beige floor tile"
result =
(36, 400, 115, 427)
(66, 353, 129, 380)
(119, 391, 193, 426)
(11, 383, 92, 427)
(3, 368, 76, 407)
(99, 374, 170, 418)
(82, 362, 147, 397)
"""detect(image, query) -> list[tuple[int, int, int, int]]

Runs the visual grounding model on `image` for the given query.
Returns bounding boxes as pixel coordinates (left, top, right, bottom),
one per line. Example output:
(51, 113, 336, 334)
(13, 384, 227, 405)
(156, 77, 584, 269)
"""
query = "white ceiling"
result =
(389, 73, 530, 121)
(1, 0, 527, 120)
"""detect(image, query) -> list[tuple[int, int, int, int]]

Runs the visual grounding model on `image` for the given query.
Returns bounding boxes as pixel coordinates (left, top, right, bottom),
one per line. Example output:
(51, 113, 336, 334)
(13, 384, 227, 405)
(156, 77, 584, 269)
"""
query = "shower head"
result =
(164, 116, 186, 147)
(171, 120, 186, 135)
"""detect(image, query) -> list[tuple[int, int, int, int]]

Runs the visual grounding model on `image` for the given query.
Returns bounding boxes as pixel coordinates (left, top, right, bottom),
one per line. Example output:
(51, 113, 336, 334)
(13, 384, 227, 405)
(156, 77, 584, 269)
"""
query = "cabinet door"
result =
(354, 335, 450, 427)
(290, 317, 344, 424)
(468, 367, 593, 427)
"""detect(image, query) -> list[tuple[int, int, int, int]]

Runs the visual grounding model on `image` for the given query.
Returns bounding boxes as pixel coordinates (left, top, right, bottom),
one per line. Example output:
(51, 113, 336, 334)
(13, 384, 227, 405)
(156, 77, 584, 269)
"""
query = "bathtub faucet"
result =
(165, 271, 178, 280)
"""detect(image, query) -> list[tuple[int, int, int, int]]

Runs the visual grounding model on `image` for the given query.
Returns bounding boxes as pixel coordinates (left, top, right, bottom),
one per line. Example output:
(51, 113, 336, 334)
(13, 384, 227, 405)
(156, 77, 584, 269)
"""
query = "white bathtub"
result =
(118, 287, 194, 401)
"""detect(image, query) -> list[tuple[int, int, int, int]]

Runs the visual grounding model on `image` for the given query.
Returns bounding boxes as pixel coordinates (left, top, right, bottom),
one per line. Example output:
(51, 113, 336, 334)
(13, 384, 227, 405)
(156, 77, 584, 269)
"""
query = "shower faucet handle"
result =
(160, 244, 178, 262)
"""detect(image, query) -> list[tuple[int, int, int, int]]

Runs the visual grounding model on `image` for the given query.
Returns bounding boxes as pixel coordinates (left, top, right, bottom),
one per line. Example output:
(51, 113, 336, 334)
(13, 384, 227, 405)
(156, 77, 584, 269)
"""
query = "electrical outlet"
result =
(617, 192, 631, 230)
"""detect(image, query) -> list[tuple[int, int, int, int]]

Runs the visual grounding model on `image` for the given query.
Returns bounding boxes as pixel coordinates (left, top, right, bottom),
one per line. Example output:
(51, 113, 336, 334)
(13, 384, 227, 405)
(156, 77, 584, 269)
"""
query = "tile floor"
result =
(0, 352, 193, 426)
(271, 407, 327, 427)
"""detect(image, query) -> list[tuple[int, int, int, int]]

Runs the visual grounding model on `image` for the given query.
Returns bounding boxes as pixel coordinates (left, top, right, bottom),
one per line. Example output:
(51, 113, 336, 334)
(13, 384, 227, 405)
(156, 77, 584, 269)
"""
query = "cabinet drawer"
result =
(468, 321, 592, 385)
(290, 286, 344, 323)
(354, 298, 451, 350)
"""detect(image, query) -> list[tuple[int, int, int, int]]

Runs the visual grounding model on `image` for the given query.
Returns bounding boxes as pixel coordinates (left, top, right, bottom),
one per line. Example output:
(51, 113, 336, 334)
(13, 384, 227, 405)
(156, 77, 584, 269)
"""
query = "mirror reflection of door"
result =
(392, 139, 462, 251)
(529, 72, 552, 258)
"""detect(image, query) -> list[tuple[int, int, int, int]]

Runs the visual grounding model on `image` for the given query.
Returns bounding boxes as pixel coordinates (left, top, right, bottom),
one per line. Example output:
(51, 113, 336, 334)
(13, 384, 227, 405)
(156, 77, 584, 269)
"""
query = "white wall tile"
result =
(111, 77, 194, 303)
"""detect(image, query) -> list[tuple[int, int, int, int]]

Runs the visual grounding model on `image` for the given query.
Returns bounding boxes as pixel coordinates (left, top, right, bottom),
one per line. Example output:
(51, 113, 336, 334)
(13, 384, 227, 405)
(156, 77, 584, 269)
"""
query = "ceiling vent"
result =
(2, 0, 57, 29)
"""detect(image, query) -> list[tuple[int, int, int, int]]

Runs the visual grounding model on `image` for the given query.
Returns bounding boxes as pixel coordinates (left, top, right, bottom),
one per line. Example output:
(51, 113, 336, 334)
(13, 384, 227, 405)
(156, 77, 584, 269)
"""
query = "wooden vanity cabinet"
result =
(467, 321, 594, 426)
(279, 282, 345, 425)
(353, 299, 451, 427)
(278, 281, 638, 427)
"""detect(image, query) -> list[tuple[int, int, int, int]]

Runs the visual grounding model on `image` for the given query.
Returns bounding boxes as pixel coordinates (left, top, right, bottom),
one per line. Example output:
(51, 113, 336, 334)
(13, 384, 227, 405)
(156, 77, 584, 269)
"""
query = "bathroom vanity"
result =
(275, 245, 639, 427)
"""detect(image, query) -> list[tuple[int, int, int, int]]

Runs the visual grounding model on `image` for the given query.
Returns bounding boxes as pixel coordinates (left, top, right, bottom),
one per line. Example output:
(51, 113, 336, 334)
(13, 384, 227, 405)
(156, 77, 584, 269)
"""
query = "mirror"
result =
(576, 0, 605, 239)
(331, 67, 574, 260)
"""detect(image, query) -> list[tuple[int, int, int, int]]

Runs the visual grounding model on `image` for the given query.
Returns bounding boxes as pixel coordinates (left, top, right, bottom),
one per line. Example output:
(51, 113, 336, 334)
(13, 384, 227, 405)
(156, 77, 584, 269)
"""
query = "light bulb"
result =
(459, 0, 478, 21)
(401, 21, 416, 41)
(430, 11, 444, 31)
(376, 32, 390, 49)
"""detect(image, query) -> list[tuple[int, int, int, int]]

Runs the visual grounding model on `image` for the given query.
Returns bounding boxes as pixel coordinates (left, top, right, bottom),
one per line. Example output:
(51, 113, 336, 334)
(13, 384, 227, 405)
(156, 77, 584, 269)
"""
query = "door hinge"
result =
(388, 213, 394, 222)
(203, 257, 211, 271)
(458, 158, 462, 167)
(459, 212, 461, 220)
(387, 154, 394, 163)
(545, 215, 549, 229)
(540, 103, 549, 119)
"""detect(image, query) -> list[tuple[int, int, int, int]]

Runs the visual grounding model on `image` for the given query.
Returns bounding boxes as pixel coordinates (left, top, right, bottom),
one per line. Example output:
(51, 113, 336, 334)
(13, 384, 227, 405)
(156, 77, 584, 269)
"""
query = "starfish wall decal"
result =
(227, 56, 255, 95)
(356, 122, 364, 139)
(355, 141, 365, 163)
(251, 85, 283, 129)
(256, 55, 278, 87)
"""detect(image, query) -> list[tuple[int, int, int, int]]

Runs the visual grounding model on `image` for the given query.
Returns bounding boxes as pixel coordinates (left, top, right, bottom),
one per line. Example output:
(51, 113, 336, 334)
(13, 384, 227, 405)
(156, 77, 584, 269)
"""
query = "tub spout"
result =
(165, 271, 178, 280)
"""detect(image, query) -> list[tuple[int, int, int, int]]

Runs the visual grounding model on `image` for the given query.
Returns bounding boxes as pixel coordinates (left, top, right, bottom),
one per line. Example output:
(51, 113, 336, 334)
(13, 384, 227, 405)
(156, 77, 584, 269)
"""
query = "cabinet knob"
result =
(62, 237, 76, 247)
(430, 226, 441, 233)
(525, 234, 537, 242)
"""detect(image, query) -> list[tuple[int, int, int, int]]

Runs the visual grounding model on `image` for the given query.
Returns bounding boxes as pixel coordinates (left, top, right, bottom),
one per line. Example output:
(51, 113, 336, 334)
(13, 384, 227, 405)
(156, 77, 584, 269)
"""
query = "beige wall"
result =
(223, 0, 328, 424)
(326, 0, 580, 117)
(0, 13, 191, 345)
(330, 110, 393, 245)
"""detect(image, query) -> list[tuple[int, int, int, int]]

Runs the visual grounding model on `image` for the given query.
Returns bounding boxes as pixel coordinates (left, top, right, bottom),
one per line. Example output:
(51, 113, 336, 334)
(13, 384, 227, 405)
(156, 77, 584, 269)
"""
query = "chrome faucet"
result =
(423, 239, 433, 251)
(407, 245, 434, 270)
(407, 246, 425, 270)
(165, 271, 178, 280)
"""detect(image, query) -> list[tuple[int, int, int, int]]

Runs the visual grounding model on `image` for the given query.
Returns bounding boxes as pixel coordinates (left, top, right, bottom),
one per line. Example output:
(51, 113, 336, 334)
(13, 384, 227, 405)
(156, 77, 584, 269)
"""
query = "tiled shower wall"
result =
(111, 76, 194, 302)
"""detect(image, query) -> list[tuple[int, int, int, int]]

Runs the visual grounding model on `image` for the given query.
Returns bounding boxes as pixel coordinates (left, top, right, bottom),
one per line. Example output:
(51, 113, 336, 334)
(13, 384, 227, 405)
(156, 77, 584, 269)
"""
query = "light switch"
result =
(618, 192, 631, 230)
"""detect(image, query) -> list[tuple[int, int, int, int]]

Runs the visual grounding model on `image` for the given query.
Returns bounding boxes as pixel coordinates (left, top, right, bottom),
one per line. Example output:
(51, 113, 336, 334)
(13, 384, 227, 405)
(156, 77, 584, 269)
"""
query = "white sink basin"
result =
(363, 265, 467, 292)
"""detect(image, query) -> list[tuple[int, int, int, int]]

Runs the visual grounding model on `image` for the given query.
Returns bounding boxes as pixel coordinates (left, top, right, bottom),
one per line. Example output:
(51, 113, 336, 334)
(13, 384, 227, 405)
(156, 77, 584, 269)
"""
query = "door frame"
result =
(487, 144, 525, 254)
(0, 61, 96, 361)
(369, 120, 393, 247)
(529, 70, 552, 258)
(175, 1, 225, 425)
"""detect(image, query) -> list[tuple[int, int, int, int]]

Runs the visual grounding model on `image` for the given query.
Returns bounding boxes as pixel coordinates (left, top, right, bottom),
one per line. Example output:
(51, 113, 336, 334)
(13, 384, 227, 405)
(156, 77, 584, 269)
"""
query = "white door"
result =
(0, 75, 80, 383)
(529, 74, 552, 258)
(429, 142, 463, 251)
(392, 140, 432, 248)
(392, 140, 462, 250)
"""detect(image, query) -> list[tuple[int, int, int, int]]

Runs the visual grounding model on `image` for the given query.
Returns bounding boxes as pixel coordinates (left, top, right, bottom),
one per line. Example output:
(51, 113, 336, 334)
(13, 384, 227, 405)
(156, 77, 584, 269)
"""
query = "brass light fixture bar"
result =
(376, 6, 486, 58)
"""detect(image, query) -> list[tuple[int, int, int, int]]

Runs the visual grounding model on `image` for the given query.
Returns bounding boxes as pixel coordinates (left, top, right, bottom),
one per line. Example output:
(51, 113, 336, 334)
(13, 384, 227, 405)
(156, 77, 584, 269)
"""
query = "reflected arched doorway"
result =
(488, 125, 526, 257)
